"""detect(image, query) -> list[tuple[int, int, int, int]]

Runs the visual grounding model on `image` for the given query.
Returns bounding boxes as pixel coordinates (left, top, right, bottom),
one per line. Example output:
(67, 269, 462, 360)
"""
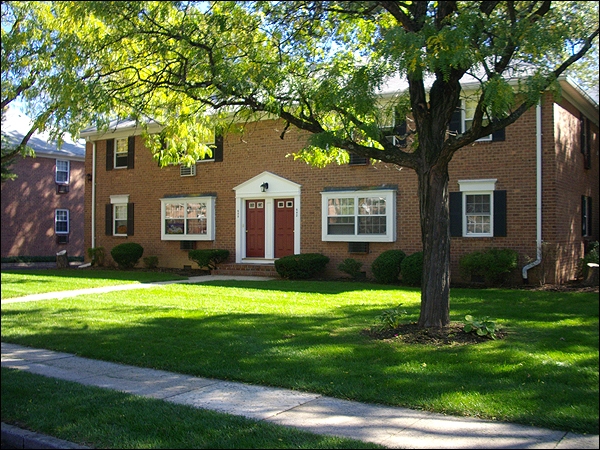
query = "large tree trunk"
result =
(417, 162, 451, 328)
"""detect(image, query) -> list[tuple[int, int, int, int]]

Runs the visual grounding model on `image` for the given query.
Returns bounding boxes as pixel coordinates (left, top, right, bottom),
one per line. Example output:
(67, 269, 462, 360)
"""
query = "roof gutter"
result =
(522, 100, 543, 282)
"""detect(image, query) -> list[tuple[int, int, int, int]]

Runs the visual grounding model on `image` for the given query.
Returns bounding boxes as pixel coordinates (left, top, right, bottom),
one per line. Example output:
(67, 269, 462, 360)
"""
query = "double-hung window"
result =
(106, 194, 133, 236)
(449, 98, 505, 142)
(55, 209, 69, 234)
(55, 160, 70, 184)
(321, 189, 396, 242)
(450, 179, 507, 238)
(114, 138, 129, 168)
(463, 99, 492, 142)
(160, 196, 216, 240)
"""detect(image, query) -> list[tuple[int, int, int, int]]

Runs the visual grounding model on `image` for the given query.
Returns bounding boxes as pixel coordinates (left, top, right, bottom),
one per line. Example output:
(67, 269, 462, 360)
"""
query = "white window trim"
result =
(55, 209, 69, 234)
(462, 99, 492, 142)
(160, 196, 216, 241)
(321, 189, 396, 242)
(459, 179, 496, 237)
(110, 195, 130, 236)
(55, 160, 70, 185)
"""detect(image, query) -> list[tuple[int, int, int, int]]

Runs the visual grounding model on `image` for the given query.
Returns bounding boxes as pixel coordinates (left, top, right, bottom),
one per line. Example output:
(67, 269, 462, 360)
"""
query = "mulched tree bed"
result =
(362, 322, 506, 346)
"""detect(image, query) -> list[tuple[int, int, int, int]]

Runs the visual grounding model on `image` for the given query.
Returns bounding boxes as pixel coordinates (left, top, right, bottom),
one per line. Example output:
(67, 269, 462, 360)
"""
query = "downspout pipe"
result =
(91, 140, 97, 250)
(522, 101, 543, 282)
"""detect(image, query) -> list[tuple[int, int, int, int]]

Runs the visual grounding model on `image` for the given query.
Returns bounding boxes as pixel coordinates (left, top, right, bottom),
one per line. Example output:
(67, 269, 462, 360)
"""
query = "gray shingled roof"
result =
(2, 107, 85, 160)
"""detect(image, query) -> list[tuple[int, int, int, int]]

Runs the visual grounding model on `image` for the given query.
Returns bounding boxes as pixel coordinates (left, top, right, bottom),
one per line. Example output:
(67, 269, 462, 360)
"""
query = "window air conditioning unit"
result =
(180, 165, 196, 177)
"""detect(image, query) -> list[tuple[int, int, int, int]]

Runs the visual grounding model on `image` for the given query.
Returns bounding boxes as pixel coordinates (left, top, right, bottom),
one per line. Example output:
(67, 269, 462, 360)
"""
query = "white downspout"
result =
(91, 140, 97, 249)
(522, 101, 543, 282)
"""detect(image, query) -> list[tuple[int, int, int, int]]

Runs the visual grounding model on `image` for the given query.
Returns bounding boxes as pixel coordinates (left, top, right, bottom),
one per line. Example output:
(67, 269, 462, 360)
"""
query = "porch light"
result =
(260, 182, 269, 192)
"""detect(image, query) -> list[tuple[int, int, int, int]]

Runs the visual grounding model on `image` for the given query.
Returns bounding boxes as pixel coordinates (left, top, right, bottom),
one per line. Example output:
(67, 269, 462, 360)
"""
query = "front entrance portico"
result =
(233, 172, 301, 263)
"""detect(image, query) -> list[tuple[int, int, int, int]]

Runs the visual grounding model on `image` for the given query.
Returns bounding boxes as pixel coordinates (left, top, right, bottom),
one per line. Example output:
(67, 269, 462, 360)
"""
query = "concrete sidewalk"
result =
(2, 342, 598, 449)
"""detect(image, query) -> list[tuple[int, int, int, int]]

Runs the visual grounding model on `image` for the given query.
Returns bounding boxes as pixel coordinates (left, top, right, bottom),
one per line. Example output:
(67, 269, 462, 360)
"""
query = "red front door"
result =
(246, 200, 265, 257)
(275, 198, 294, 258)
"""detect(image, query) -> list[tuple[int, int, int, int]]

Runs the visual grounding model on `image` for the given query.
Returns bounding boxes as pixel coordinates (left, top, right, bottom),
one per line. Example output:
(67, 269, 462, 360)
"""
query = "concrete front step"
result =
(212, 263, 279, 278)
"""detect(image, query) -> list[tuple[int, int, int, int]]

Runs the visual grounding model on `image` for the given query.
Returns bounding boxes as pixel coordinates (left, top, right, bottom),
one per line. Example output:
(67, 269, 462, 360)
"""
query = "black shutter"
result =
(213, 133, 224, 162)
(106, 139, 114, 171)
(588, 197, 593, 236)
(105, 204, 113, 235)
(448, 108, 462, 135)
(492, 127, 506, 141)
(127, 136, 135, 169)
(582, 196, 586, 236)
(449, 192, 463, 237)
(127, 203, 135, 236)
(493, 190, 507, 237)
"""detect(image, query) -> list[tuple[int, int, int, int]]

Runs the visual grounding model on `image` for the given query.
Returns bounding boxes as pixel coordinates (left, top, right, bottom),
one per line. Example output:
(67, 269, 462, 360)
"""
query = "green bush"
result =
(401, 251, 423, 286)
(580, 241, 599, 279)
(338, 258, 364, 280)
(87, 247, 106, 266)
(275, 253, 330, 279)
(110, 243, 144, 269)
(371, 250, 406, 284)
(188, 249, 230, 270)
(459, 248, 518, 285)
(143, 256, 159, 269)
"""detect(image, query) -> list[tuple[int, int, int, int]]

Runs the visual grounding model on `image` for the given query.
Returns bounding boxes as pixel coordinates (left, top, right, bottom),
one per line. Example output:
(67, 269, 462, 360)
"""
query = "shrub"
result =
(87, 247, 106, 266)
(371, 250, 406, 284)
(579, 241, 599, 279)
(338, 258, 364, 280)
(188, 249, 230, 270)
(401, 252, 423, 286)
(275, 253, 330, 279)
(110, 243, 144, 269)
(459, 248, 518, 285)
(143, 256, 159, 269)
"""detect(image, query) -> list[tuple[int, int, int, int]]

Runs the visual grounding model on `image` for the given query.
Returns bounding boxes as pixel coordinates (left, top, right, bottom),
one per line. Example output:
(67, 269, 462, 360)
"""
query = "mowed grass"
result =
(1, 277, 598, 435)
(1, 367, 382, 449)
(1, 269, 187, 299)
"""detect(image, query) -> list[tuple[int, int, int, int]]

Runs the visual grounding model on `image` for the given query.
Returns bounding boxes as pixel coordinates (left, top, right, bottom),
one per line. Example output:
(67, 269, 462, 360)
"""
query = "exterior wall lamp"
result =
(260, 182, 269, 192)
(86, 173, 93, 182)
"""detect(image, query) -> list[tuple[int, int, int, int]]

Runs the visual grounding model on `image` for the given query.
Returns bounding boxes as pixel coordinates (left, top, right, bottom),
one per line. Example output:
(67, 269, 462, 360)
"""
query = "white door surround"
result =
(233, 171, 301, 263)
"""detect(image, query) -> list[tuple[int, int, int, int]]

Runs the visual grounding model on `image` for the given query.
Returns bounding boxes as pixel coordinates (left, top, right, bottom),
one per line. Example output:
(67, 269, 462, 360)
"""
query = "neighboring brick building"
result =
(1, 108, 86, 260)
(80, 77, 598, 284)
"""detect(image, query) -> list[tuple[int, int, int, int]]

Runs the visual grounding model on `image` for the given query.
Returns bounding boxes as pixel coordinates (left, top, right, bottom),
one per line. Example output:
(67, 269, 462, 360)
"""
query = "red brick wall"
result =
(1, 155, 85, 258)
(84, 92, 597, 284)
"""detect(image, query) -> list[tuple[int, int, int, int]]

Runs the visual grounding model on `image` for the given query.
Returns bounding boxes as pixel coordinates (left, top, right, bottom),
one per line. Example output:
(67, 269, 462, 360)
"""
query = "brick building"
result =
(1, 107, 86, 260)
(80, 77, 598, 284)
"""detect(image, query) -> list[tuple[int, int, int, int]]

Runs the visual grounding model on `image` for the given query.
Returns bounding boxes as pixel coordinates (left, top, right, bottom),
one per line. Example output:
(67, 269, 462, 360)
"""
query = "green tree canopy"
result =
(3, 1, 597, 327)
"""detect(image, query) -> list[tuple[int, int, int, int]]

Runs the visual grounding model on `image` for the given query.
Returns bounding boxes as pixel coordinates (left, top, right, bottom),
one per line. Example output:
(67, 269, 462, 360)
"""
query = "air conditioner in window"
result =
(180, 165, 197, 177)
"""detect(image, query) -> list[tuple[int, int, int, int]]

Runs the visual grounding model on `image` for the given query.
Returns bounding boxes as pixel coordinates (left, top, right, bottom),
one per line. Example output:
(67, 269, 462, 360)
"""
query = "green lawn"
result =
(1, 269, 187, 299)
(1, 278, 598, 436)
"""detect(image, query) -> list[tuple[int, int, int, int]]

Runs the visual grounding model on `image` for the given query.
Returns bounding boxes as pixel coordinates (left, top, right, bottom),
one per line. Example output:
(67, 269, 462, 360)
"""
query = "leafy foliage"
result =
(400, 252, 423, 287)
(188, 249, 230, 270)
(371, 250, 406, 284)
(274, 253, 330, 279)
(463, 315, 498, 340)
(87, 247, 106, 267)
(459, 248, 518, 285)
(579, 241, 599, 279)
(143, 256, 159, 269)
(374, 304, 408, 332)
(110, 243, 144, 269)
(337, 258, 364, 280)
